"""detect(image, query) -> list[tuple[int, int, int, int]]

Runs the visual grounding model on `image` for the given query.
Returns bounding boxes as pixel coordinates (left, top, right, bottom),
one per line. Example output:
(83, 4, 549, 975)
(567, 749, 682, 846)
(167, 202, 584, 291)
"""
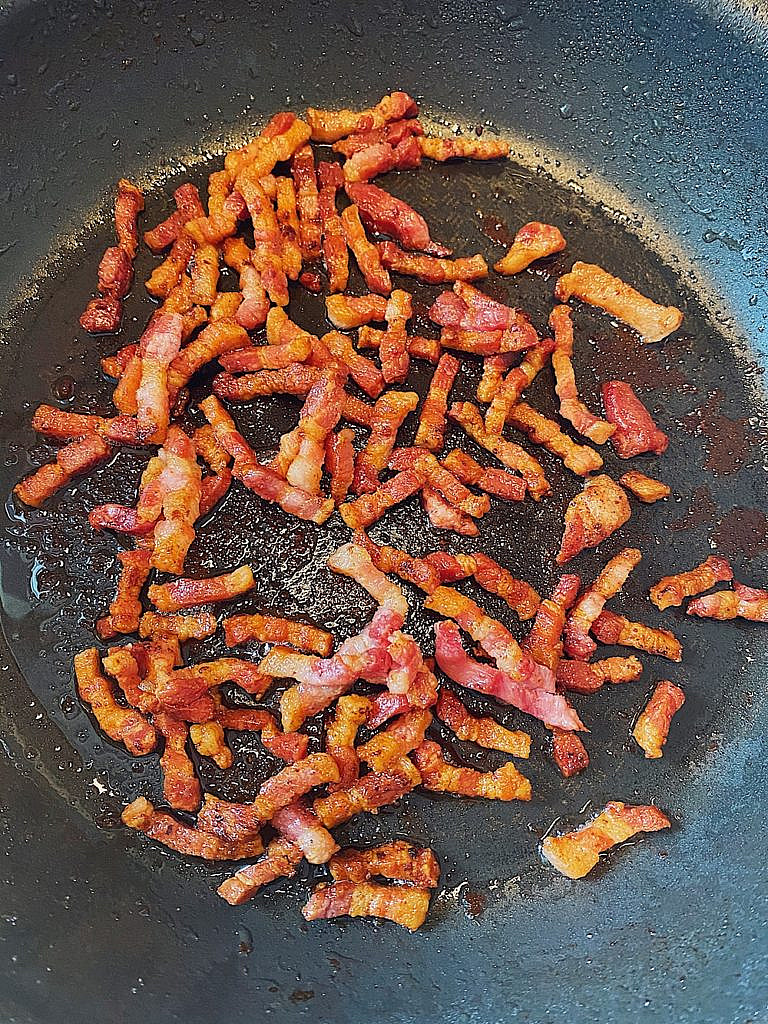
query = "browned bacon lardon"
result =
(223, 613, 333, 656)
(324, 694, 371, 791)
(602, 381, 669, 459)
(619, 471, 670, 503)
(494, 221, 566, 275)
(418, 134, 510, 161)
(306, 92, 419, 144)
(303, 880, 431, 931)
(329, 841, 440, 887)
(591, 610, 682, 661)
(353, 391, 419, 493)
(123, 797, 263, 861)
(556, 475, 631, 565)
(564, 548, 642, 660)
(507, 401, 604, 477)
(484, 339, 555, 435)
(341, 204, 392, 295)
(14, 433, 112, 508)
(413, 740, 531, 800)
(378, 242, 488, 284)
(346, 182, 449, 255)
(551, 729, 590, 778)
(650, 556, 733, 611)
(633, 680, 685, 758)
(414, 353, 461, 451)
(687, 582, 768, 622)
(549, 304, 615, 443)
(96, 549, 152, 639)
(436, 689, 531, 757)
(556, 656, 643, 693)
(522, 574, 581, 671)
(218, 837, 303, 905)
(148, 565, 255, 612)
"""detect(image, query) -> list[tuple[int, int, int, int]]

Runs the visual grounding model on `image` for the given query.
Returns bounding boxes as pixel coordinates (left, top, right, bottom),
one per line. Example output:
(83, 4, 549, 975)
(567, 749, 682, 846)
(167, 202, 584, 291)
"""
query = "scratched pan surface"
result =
(0, 1, 767, 1023)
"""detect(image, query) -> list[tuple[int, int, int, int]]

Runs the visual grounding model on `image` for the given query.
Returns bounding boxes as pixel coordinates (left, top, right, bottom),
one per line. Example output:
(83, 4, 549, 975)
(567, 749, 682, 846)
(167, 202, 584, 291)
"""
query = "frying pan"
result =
(1, 1, 767, 1022)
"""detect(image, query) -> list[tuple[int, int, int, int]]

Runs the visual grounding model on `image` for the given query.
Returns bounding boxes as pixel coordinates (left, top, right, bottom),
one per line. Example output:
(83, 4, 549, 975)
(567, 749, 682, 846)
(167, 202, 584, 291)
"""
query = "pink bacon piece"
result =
(317, 160, 349, 293)
(550, 304, 615, 444)
(421, 486, 478, 535)
(366, 662, 439, 728)
(341, 204, 392, 295)
(380, 289, 412, 384)
(564, 548, 642, 660)
(354, 390, 419, 493)
(271, 801, 339, 864)
(414, 353, 461, 452)
(378, 242, 487, 284)
(150, 426, 202, 574)
(14, 433, 112, 509)
(602, 381, 669, 459)
(333, 118, 424, 157)
(430, 282, 537, 344)
(342, 138, 421, 183)
(322, 331, 384, 398)
(292, 144, 322, 261)
(441, 449, 526, 502)
(345, 182, 450, 255)
(688, 581, 768, 622)
(131, 312, 184, 442)
(284, 367, 348, 494)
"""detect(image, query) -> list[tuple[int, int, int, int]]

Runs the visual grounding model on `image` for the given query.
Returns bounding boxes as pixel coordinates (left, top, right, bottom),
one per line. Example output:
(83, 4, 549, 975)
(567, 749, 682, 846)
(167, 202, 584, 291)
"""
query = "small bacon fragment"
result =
(329, 841, 440, 887)
(307, 92, 419, 143)
(414, 353, 460, 451)
(556, 474, 631, 565)
(79, 296, 124, 334)
(210, 291, 242, 322)
(292, 144, 322, 260)
(508, 401, 604, 477)
(325, 428, 356, 506)
(145, 234, 196, 299)
(326, 293, 388, 329)
(303, 881, 430, 931)
(189, 243, 220, 305)
(633, 680, 685, 759)
(484, 339, 555, 435)
(101, 343, 136, 379)
(556, 655, 643, 693)
(213, 703, 309, 762)
(155, 712, 201, 811)
(223, 613, 333, 656)
(343, 139, 421, 182)
(190, 721, 233, 770)
(74, 648, 157, 755)
(317, 161, 349, 293)
(389, 448, 489, 518)
(167, 321, 250, 398)
(144, 183, 204, 252)
(476, 353, 513, 403)
(357, 708, 432, 770)
(14, 433, 111, 508)
(341, 204, 392, 295)
(421, 485, 477, 535)
(102, 646, 152, 713)
(549, 305, 615, 443)
(96, 549, 151, 639)
(650, 556, 733, 611)
(556, 261, 683, 343)
(213, 363, 317, 401)
(591, 610, 682, 661)
(601, 381, 669, 459)
(522, 574, 581, 671)
(123, 797, 264, 861)
(418, 135, 510, 161)
(358, 327, 442, 364)
(314, 759, 421, 827)
(620, 471, 670, 503)
(226, 111, 311, 180)
(378, 242, 488, 283)
(564, 548, 642, 659)
(541, 801, 671, 879)
(430, 282, 537, 341)
(380, 288, 412, 384)
(132, 312, 185, 442)
(346, 182, 449, 255)
(271, 801, 339, 864)
(687, 582, 768, 622)
(471, 553, 540, 620)
(494, 221, 566, 275)
(436, 689, 530, 757)
(551, 729, 590, 778)
(325, 694, 371, 790)
(354, 390, 419, 493)
(413, 740, 531, 800)
(218, 837, 303, 905)
(322, 331, 384, 398)
(138, 611, 217, 641)
(442, 449, 525, 502)
(148, 565, 255, 612)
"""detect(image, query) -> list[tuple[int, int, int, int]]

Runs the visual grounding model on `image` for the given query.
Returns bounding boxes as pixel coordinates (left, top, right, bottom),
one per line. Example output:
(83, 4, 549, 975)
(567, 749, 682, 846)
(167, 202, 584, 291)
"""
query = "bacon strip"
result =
(541, 801, 671, 878)
(167, 321, 250, 398)
(358, 327, 442, 364)
(508, 401, 604, 477)
(226, 112, 311, 181)
(522, 575, 581, 671)
(601, 381, 669, 458)
(302, 881, 430, 931)
(341, 205, 392, 295)
(550, 729, 590, 778)
(213, 363, 317, 402)
(476, 353, 512, 402)
(14, 433, 111, 508)
(413, 740, 531, 800)
(275, 176, 302, 280)
(418, 135, 510, 161)
(138, 611, 217, 641)
(190, 721, 233, 770)
(650, 556, 733, 611)
(144, 183, 204, 252)
(633, 680, 685, 759)
(342, 137, 421, 182)
(549, 305, 614, 443)
(151, 426, 202, 574)
(325, 428, 356, 505)
(346, 182, 449, 255)
(378, 242, 487, 283)
(236, 168, 289, 306)
(484, 339, 555, 435)
(556, 655, 643, 693)
(389, 448, 489, 518)
(430, 282, 537, 343)
(129, 312, 184, 441)
(314, 759, 421, 827)
(557, 474, 631, 565)
(333, 118, 424, 157)
(74, 648, 157, 755)
(356, 533, 441, 593)
(421, 485, 477, 535)
(317, 161, 349, 293)
(155, 712, 201, 811)
(223, 613, 333, 656)
(414, 353, 460, 451)
(436, 689, 530, 756)
(687, 582, 768, 622)
(148, 565, 255, 612)
(354, 391, 419, 493)
(380, 289, 412, 384)
(619, 471, 670, 503)
(145, 234, 196, 299)
(123, 797, 263, 861)
(556, 261, 683, 343)
(591, 610, 682, 661)
(441, 449, 525, 502)
(326, 293, 388, 329)
(292, 144, 322, 260)
(283, 367, 347, 494)
(271, 801, 339, 864)
(325, 694, 371, 790)
(189, 243, 220, 305)
(306, 91, 419, 143)
(329, 841, 439, 887)
(218, 334, 312, 372)
(357, 708, 432, 771)
(564, 548, 642, 659)
(218, 837, 303, 905)
(212, 702, 309, 762)
(494, 221, 566, 275)
(102, 645, 156, 713)
(470, 553, 540, 620)
(96, 549, 152, 639)
(322, 331, 384, 398)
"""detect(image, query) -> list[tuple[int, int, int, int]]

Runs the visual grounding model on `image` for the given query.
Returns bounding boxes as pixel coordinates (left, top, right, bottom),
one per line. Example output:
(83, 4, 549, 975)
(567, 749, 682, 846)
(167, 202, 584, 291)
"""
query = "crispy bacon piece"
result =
(541, 801, 671, 878)
(418, 134, 510, 161)
(221, 241, 270, 330)
(223, 613, 333, 656)
(340, 470, 422, 529)
(358, 327, 442, 364)
(556, 261, 683, 343)
(650, 556, 733, 611)
(322, 331, 384, 398)
(333, 118, 424, 157)
(357, 708, 432, 770)
(508, 401, 604, 477)
(14, 433, 111, 508)
(549, 305, 614, 443)
(236, 169, 289, 306)
(367, 662, 439, 727)
(476, 353, 512, 403)
(325, 694, 371, 790)
(342, 204, 392, 295)
(436, 689, 530, 757)
(79, 296, 124, 334)
(90, 456, 164, 537)
(379, 288, 412, 384)
(194, 423, 231, 475)
(270, 801, 338, 865)
(225, 112, 311, 180)
(551, 729, 590, 778)
(74, 648, 157, 755)
(151, 426, 202, 573)
(325, 428, 356, 505)
(284, 367, 347, 494)
(342, 138, 421, 182)
(354, 390, 419, 493)
(494, 221, 566, 275)
(145, 234, 196, 299)
(423, 551, 475, 584)
(346, 182, 449, 255)
(522, 575, 581, 671)
(326, 293, 388, 329)
(131, 312, 184, 442)
(329, 841, 439, 887)
(317, 160, 349, 293)
(148, 565, 255, 612)
(556, 655, 643, 694)
(314, 759, 421, 828)
(96, 245, 133, 298)
(356, 532, 441, 593)
(102, 646, 154, 712)
(291, 144, 322, 260)
(591, 610, 682, 661)
(601, 381, 669, 459)
(213, 705, 309, 763)
(307, 92, 418, 143)
(430, 282, 536, 341)
(101, 343, 136, 379)
(210, 290, 242, 322)
(189, 243, 219, 305)
(154, 712, 201, 811)
(218, 836, 303, 905)
(619, 471, 670, 503)
(123, 797, 264, 861)
(378, 242, 487, 284)
(389, 448, 489, 518)
(469, 553, 540, 620)
(414, 353, 460, 452)
(113, 178, 144, 256)
(688, 582, 768, 622)
(484, 339, 555, 435)
(420, 486, 475, 536)
(275, 176, 302, 280)
(448, 401, 549, 499)
(441, 449, 525, 502)
(213, 363, 317, 401)
(557, 474, 631, 565)
(303, 881, 430, 931)
(138, 611, 217, 641)
(167, 321, 250, 397)
(564, 548, 642, 659)
(633, 680, 685, 759)
(96, 549, 151, 639)
(413, 739, 531, 800)
(190, 720, 233, 770)
(144, 183, 204, 252)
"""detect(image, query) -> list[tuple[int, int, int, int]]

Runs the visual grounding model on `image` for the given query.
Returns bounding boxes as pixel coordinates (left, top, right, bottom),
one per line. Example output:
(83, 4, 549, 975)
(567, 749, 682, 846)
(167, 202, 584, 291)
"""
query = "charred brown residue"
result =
(713, 507, 768, 557)
(461, 885, 487, 919)
(477, 211, 516, 248)
(589, 329, 687, 388)
(289, 989, 315, 1004)
(681, 389, 755, 476)
(668, 485, 718, 532)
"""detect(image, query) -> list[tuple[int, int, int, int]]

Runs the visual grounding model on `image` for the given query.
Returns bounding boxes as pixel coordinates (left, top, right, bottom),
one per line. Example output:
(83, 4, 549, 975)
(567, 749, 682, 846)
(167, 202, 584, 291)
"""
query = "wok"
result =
(0, 1, 767, 1022)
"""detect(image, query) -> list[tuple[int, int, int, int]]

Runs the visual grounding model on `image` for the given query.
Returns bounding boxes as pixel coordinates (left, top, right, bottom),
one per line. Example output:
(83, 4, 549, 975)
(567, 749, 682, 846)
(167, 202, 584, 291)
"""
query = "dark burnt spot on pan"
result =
(681, 388, 756, 476)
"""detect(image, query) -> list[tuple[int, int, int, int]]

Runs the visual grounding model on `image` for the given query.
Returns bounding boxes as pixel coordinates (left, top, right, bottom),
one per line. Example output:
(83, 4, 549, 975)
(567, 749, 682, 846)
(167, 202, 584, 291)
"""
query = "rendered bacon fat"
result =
(303, 881, 431, 931)
(549, 304, 615, 443)
(633, 680, 685, 759)
(687, 582, 768, 622)
(591, 610, 682, 661)
(15, 433, 111, 508)
(436, 689, 530, 757)
(494, 221, 566, 275)
(123, 797, 263, 861)
(556, 475, 631, 565)
(564, 548, 642, 660)
(650, 556, 733, 610)
(329, 841, 440, 887)
(413, 740, 531, 800)
(148, 565, 254, 612)
(541, 801, 671, 878)
(602, 381, 669, 459)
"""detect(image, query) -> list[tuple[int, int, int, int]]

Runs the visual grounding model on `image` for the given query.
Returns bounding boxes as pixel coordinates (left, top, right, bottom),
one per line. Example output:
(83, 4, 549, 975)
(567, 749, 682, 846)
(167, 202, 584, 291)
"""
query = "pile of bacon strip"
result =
(15, 91, 763, 929)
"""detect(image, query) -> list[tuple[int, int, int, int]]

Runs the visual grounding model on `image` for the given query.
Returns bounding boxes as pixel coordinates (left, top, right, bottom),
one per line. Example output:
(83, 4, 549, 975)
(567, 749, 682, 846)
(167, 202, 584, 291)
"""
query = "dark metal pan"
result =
(0, 2, 766, 1022)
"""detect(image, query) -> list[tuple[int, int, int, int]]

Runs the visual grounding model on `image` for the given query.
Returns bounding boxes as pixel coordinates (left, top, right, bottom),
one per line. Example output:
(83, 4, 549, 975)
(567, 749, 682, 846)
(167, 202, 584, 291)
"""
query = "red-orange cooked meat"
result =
(213, 704, 309, 763)
(521, 574, 581, 671)
(291, 144, 322, 260)
(145, 234, 196, 300)
(275, 175, 302, 280)
(556, 475, 631, 565)
(602, 381, 669, 459)
(148, 565, 254, 612)
(494, 221, 566, 275)
(325, 428, 356, 506)
(633, 680, 685, 758)
(346, 182, 449, 255)
(329, 841, 440, 887)
(96, 549, 151, 639)
(389, 448, 489, 519)
(313, 759, 421, 827)
(353, 391, 419, 493)
(74, 648, 157, 756)
(102, 646, 155, 713)
(564, 548, 642, 660)
(123, 797, 264, 861)
(541, 801, 671, 878)
(325, 694, 371, 790)
(551, 729, 590, 778)
(414, 353, 461, 452)
(14, 433, 112, 508)
(271, 801, 339, 864)
(379, 288, 412, 384)
(441, 449, 526, 502)
(223, 613, 333, 656)
(326, 292, 388, 329)
(282, 366, 348, 495)
(213, 363, 317, 401)
(155, 712, 201, 812)
(144, 182, 204, 252)
(167, 320, 250, 398)
(356, 533, 441, 593)
(150, 426, 202, 574)
(343, 138, 422, 182)
(236, 169, 289, 306)
(470, 553, 540, 620)
(413, 740, 531, 800)
(418, 134, 510, 161)
(303, 881, 431, 931)
(306, 91, 419, 144)
(619, 471, 670, 503)
(591, 610, 682, 661)
(650, 556, 733, 610)
(484, 338, 555, 435)
(357, 708, 432, 770)
(358, 326, 442, 364)
(189, 243, 220, 305)
(556, 655, 643, 693)
(477, 353, 514, 402)
(138, 611, 217, 641)
(436, 689, 530, 757)
(378, 242, 488, 283)
(421, 485, 477, 536)
(430, 283, 538, 347)
(332, 118, 424, 157)
(508, 401, 604, 477)
(322, 331, 384, 398)
(218, 837, 303, 905)
(549, 305, 615, 443)
(687, 582, 768, 622)
(341, 204, 392, 295)
(190, 721, 233, 770)
(317, 160, 349, 293)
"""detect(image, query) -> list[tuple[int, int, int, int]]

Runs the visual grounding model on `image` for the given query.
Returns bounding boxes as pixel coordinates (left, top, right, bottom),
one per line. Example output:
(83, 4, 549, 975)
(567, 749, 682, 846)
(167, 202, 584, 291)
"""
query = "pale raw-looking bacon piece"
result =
(123, 798, 263, 862)
(74, 648, 157, 755)
(494, 220, 566, 274)
(148, 565, 255, 612)
(345, 182, 449, 255)
(167, 321, 250, 398)
(556, 261, 683, 343)
(620, 471, 670, 503)
(275, 176, 302, 281)
(213, 704, 309, 763)
(508, 402, 604, 477)
(154, 712, 201, 811)
(354, 390, 419, 493)
(225, 111, 311, 180)
(307, 91, 419, 143)
(421, 485, 477, 536)
(418, 134, 510, 161)
(190, 721, 233, 770)
(151, 426, 202, 574)
(601, 381, 669, 459)
(343, 137, 421, 182)
(317, 160, 349, 292)
(271, 801, 339, 864)
(358, 327, 442, 364)
(333, 118, 424, 157)
(522, 574, 581, 671)
(326, 292, 388, 329)
(356, 532, 442, 593)
(327, 541, 408, 617)
(556, 655, 643, 694)
(329, 841, 440, 887)
(144, 183, 204, 252)
(541, 801, 671, 878)
(413, 739, 531, 800)
(223, 613, 333, 656)
(325, 694, 371, 790)
(96, 549, 151, 639)
(292, 144, 322, 261)
(133, 312, 184, 442)
(633, 680, 685, 759)
(284, 367, 348, 494)
(389, 448, 490, 518)
(380, 288, 412, 384)
(414, 353, 461, 452)
(470, 553, 540, 620)
(485, 338, 556, 435)
(430, 282, 537, 341)
(448, 401, 549, 499)
(591, 610, 682, 661)
(557, 474, 631, 565)
(551, 729, 590, 778)
(688, 582, 768, 622)
(650, 556, 733, 611)
(145, 234, 196, 299)
(14, 433, 111, 508)
(436, 689, 530, 757)
(564, 548, 642, 660)
(236, 169, 289, 306)
(322, 331, 384, 398)
(303, 881, 430, 931)
(326, 428, 356, 505)
(434, 621, 583, 730)
(357, 708, 432, 770)
(189, 243, 220, 305)
(138, 611, 217, 641)
(342, 204, 392, 295)
(218, 836, 303, 905)
(441, 449, 526, 502)
(549, 304, 615, 444)
(378, 242, 488, 284)
(313, 758, 421, 827)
